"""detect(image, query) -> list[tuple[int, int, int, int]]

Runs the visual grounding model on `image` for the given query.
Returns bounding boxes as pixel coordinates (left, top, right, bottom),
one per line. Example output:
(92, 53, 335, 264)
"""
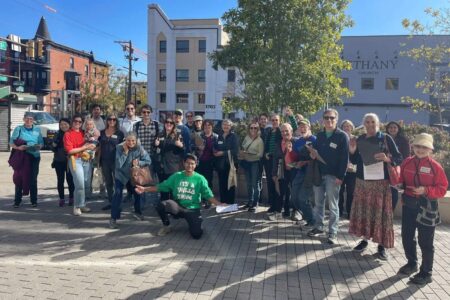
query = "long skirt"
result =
(348, 178, 395, 248)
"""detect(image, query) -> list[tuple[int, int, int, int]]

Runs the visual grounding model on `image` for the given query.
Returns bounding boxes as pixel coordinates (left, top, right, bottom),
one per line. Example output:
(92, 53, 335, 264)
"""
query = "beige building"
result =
(147, 4, 241, 121)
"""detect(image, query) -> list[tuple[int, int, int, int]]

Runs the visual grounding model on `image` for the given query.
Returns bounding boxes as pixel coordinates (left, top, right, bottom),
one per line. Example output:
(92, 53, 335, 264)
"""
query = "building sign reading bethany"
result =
(348, 59, 398, 71)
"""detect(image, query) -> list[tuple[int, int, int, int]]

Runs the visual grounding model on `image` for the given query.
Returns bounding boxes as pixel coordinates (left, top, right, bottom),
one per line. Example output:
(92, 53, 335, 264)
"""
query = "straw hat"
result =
(412, 133, 434, 150)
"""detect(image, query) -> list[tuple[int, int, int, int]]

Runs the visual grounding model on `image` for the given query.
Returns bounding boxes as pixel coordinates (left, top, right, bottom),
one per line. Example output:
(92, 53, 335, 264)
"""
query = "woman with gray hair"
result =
(339, 119, 357, 218)
(348, 113, 403, 260)
(213, 119, 240, 204)
(109, 132, 151, 229)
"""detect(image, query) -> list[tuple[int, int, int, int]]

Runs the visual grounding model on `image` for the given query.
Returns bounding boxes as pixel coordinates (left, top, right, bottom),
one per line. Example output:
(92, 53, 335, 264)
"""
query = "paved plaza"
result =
(1, 152, 450, 299)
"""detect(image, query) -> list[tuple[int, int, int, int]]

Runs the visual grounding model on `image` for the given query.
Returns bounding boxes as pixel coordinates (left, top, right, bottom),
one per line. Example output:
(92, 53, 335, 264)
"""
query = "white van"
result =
(29, 110, 60, 149)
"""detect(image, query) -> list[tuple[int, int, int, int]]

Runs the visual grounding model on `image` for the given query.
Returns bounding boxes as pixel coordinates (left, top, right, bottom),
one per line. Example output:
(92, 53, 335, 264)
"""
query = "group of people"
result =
(8, 104, 448, 286)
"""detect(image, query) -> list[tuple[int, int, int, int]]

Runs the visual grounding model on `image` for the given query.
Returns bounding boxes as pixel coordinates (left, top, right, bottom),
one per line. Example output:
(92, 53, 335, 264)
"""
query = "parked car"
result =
(29, 110, 59, 149)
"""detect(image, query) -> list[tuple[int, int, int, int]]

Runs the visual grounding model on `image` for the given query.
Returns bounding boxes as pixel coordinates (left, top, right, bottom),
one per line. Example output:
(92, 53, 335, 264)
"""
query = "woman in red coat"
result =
(398, 133, 448, 285)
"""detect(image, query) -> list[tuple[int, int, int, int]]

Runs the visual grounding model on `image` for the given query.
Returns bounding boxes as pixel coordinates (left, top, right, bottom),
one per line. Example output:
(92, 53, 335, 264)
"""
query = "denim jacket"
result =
(115, 143, 151, 185)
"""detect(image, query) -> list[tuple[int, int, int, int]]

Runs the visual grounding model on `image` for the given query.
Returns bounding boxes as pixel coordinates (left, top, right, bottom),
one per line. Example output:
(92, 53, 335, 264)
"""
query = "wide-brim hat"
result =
(193, 115, 203, 122)
(412, 133, 434, 150)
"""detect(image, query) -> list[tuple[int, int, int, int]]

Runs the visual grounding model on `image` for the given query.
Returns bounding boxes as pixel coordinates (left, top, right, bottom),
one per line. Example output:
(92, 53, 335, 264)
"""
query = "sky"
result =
(1, 0, 448, 82)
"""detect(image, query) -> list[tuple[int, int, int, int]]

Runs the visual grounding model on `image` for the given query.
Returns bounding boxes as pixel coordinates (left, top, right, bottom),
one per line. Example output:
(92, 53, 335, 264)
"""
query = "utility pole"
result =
(114, 40, 138, 107)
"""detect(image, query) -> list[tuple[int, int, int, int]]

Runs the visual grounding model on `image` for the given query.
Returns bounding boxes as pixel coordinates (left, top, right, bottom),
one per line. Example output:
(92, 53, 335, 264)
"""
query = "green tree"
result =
(401, 4, 450, 124)
(209, 0, 353, 116)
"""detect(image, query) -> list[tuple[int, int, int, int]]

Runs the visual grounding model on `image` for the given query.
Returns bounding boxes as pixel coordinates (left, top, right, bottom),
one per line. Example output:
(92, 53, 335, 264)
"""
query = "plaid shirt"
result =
(134, 120, 158, 155)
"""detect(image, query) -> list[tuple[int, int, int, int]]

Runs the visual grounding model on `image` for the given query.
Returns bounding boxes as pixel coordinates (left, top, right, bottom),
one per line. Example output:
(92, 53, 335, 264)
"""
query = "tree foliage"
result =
(209, 0, 353, 116)
(401, 4, 450, 123)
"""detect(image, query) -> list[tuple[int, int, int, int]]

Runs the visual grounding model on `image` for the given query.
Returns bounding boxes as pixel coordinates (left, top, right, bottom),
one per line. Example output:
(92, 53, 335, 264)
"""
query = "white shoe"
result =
(80, 206, 91, 213)
(73, 207, 82, 216)
(157, 226, 172, 236)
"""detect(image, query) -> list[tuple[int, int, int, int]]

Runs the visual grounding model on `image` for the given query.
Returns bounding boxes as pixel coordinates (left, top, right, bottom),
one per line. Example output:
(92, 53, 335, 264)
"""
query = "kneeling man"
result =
(136, 153, 222, 239)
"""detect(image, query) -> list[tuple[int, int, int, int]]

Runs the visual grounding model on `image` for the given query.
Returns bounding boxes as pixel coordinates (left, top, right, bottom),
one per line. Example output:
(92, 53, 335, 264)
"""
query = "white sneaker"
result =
(80, 206, 91, 213)
(157, 226, 172, 236)
(73, 207, 82, 216)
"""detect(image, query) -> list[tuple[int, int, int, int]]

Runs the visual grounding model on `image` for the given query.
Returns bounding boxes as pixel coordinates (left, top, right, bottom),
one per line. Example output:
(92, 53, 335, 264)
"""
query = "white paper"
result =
(363, 161, 385, 180)
(216, 204, 239, 214)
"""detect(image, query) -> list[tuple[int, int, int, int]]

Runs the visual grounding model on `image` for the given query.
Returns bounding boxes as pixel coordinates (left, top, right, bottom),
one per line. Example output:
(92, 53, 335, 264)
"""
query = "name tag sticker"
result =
(420, 166, 431, 174)
(330, 142, 337, 149)
(111, 135, 117, 139)
(218, 141, 224, 145)
(159, 137, 165, 141)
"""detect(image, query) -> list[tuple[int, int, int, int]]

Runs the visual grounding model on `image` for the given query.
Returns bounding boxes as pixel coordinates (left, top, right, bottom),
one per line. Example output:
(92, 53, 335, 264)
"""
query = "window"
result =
(41, 71, 48, 85)
(70, 57, 74, 69)
(176, 69, 189, 82)
(160, 93, 166, 103)
(341, 78, 349, 89)
(198, 69, 205, 82)
(0, 49, 5, 63)
(385, 78, 399, 90)
(227, 69, 236, 82)
(198, 93, 205, 104)
(84, 65, 89, 76)
(94, 67, 97, 78)
(176, 93, 189, 103)
(176, 40, 189, 53)
(159, 40, 167, 53)
(159, 69, 166, 81)
(199, 40, 206, 53)
(361, 78, 374, 90)
(440, 72, 449, 93)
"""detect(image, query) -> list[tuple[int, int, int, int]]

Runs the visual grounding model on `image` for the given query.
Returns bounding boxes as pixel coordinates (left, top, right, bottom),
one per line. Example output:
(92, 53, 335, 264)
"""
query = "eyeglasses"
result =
(126, 107, 135, 111)
(323, 116, 336, 120)
(107, 118, 117, 121)
(142, 111, 151, 114)
(73, 120, 82, 124)
(250, 127, 259, 130)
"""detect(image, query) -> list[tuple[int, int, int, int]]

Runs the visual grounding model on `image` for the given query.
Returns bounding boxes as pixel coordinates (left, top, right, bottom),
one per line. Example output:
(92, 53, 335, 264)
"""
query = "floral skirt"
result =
(348, 178, 394, 248)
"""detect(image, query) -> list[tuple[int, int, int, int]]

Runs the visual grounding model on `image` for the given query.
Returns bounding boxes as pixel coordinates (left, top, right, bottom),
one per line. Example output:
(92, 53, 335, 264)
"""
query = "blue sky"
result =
(2, 0, 448, 82)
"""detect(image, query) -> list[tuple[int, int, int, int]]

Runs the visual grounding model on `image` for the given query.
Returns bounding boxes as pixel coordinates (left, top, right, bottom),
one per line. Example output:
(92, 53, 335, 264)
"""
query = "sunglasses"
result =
(126, 107, 135, 111)
(165, 121, 175, 125)
(107, 118, 117, 121)
(323, 116, 336, 120)
(250, 127, 259, 130)
(73, 120, 82, 124)
(142, 111, 151, 114)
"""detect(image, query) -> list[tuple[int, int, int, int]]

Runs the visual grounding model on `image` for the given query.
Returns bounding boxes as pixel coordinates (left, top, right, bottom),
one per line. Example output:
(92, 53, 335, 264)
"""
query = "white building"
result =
(147, 4, 242, 121)
(311, 35, 450, 125)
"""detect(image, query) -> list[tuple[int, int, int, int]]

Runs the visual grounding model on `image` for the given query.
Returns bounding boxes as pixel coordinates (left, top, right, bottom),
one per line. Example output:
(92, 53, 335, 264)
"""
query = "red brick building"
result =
(0, 17, 109, 115)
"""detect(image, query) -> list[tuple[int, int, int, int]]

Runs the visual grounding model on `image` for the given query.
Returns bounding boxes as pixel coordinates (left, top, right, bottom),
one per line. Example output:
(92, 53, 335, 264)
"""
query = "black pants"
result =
(54, 161, 74, 200)
(257, 159, 265, 204)
(101, 161, 115, 203)
(217, 164, 235, 204)
(158, 173, 173, 201)
(263, 156, 278, 210)
(15, 156, 40, 205)
(402, 204, 436, 275)
(391, 187, 399, 210)
(156, 200, 203, 239)
(278, 170, 292, 214)
(197, 160, 214, 203)
(339, 172, 356, 216)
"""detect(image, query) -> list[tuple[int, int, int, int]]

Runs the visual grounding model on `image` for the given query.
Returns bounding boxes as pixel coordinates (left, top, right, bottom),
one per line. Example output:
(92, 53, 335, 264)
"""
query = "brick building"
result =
(0, 17, 109, 115)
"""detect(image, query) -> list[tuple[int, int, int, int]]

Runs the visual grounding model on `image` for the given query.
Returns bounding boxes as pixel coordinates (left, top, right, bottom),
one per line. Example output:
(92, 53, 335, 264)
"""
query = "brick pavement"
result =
(1, 152, 450, 299)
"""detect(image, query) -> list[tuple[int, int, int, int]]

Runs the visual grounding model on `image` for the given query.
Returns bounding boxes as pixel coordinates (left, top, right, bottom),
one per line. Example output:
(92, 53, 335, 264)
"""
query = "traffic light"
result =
(26, 40, 35, 58)
(36, 40, 44, 57)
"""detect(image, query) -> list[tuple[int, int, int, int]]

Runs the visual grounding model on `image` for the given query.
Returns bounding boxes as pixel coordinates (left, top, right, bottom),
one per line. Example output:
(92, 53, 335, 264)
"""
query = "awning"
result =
(1, 91, 38, 104)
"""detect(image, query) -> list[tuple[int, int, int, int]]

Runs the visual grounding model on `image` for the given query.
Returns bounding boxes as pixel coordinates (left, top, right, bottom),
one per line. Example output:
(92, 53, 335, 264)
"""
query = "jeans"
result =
(243, 160, 260, 207)
(156, 200, 203, 239)
(101, 161, 115, 203)
(402, 204, 436, 275)
(313, 175, 341, 237)
(339, 172, 356, 216)
(54, 161, 74, 200)
(111, 179, 142, 220)
(278, 170, 292, 214)
(257, 159, 265, 204)
(291, 172, 314, 224)
(15, 155, 40, 205)
(68, 158, 92, 208)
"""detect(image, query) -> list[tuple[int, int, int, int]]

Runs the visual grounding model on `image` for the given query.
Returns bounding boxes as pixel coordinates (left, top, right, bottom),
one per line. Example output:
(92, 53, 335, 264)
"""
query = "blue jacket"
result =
(313, 128, 349, 181)
(9, 125, 44, 158)
(114, 143, 151, 185)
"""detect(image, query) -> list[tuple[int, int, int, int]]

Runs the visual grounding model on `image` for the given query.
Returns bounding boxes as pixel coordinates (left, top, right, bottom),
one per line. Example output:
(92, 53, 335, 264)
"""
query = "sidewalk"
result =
(0, 152, 450, 299)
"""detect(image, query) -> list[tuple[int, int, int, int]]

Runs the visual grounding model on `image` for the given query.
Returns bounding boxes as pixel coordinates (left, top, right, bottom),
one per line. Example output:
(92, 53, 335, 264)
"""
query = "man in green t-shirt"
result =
(136, 154, 223, 239)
